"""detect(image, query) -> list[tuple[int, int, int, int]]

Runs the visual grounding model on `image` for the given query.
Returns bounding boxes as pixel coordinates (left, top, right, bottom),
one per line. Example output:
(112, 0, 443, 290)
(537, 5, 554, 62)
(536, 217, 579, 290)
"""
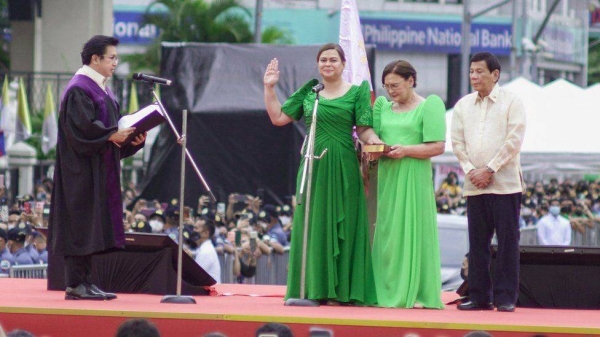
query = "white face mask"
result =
(149, 220, 164, 233)
(279, 216, 291, 226)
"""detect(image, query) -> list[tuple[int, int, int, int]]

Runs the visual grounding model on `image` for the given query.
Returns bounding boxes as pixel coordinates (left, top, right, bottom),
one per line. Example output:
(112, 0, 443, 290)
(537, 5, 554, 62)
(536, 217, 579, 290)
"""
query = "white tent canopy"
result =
(436, 77, 600, 178)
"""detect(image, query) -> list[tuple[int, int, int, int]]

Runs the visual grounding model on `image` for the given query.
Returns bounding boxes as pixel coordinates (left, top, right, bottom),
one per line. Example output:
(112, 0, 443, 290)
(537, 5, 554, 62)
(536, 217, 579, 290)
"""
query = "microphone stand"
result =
(285, 88, 327, 307)
(161, 109, 196, 304)
(146, 82, 217, 202)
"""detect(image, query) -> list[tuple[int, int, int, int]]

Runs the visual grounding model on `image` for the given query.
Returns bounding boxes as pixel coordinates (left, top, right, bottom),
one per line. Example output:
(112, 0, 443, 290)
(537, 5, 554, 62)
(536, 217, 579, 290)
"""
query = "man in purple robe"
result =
(48, 35, 146, 301)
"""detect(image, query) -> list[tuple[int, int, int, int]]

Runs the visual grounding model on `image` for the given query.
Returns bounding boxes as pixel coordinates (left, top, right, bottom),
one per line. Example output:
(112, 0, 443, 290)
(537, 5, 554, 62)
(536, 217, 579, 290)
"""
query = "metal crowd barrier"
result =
(9, 264, 48, 279)
(517, 221, 600, 247)
(519, 226, 538, 245)
(570, 221, 600, 246)
(218, 250, 290, 285)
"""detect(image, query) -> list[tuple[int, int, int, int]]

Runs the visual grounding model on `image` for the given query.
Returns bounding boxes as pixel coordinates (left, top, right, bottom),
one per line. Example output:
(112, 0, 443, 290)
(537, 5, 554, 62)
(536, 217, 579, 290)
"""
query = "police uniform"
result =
(38, 248, 48, 264)
(163, 205, 181, 243)
(7, 227, 34, 266)
(11, 247, 34, 265)
(0, 247, 12, 274)
(164, 227, 179, 243)
(0, 228, 11, 273)
(26, 242, 40, 264)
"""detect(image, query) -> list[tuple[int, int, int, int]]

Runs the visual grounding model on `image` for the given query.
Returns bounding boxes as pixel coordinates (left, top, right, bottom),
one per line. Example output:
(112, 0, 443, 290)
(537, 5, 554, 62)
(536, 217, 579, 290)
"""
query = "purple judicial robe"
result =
(48, 75, 143, 256)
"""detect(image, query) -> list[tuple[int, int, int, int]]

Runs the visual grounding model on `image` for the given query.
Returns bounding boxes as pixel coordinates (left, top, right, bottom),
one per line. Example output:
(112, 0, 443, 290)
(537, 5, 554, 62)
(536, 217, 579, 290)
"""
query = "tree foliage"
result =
(123, 0, 294, 75)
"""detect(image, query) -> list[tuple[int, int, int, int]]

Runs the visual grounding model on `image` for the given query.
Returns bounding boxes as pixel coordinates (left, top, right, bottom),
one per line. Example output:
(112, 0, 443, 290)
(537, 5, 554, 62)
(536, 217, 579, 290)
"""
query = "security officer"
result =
(163, 206, 180, 243)
(0, 228, 13, 273)
(21, 223, 40, 264)
(7, 226, 34, 265)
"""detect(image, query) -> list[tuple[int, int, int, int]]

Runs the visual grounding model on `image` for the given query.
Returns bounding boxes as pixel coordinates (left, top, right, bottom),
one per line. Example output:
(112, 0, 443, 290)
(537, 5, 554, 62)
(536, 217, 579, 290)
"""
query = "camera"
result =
(234, 194, 248, 202)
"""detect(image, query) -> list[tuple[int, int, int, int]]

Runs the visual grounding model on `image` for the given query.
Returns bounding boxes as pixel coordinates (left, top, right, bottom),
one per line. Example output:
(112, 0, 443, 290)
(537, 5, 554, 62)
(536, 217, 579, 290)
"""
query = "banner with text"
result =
(362, 18, 512, 55)
(113, 11, 159, 45)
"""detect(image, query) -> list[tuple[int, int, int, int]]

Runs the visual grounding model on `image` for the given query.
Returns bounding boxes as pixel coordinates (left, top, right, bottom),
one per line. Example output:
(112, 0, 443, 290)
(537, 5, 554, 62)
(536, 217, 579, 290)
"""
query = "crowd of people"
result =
(121, 190, 292, 284)
(3, 36, 591, 322)
(0, 176, 295, 282)
(436, 172, 600, 241)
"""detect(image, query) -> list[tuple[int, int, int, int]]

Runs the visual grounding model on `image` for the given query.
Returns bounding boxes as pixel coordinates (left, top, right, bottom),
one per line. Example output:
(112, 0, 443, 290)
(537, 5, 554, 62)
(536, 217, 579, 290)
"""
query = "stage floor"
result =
(0, 279, 599, 337)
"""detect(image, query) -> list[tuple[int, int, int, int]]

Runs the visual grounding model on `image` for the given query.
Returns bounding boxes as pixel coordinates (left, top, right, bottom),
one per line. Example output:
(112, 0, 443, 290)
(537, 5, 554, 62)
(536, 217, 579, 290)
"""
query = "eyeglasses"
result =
(103, 55, 119, 64)
(382, 82, 402, 90)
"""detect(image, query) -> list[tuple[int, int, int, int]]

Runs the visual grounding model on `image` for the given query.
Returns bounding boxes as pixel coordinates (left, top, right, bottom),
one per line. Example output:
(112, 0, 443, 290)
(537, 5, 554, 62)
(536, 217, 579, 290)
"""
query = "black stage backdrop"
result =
(492, 245, 600, 309)
(136, 43, 376, 205)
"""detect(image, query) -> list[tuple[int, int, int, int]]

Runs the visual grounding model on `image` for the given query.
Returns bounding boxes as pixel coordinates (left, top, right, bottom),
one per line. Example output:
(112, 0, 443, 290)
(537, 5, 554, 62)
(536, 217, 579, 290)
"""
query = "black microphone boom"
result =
(311, 83, 324, 93)
(132, 73, 172, 86)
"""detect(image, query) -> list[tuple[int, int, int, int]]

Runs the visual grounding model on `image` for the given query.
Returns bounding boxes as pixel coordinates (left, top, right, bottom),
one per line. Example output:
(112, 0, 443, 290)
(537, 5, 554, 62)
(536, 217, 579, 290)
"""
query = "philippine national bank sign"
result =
(362, 18, 511, 55)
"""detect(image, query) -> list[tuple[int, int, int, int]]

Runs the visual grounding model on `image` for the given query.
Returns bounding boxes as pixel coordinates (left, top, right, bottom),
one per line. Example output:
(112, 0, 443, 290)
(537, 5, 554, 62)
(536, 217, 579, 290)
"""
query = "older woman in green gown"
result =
(371, 60, 447, 309)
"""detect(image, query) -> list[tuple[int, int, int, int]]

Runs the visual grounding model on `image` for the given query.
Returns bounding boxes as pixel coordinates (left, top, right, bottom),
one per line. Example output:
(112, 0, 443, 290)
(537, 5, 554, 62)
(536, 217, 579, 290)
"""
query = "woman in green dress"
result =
(371, 60, 446, 309)
(263, 43, 381, 305)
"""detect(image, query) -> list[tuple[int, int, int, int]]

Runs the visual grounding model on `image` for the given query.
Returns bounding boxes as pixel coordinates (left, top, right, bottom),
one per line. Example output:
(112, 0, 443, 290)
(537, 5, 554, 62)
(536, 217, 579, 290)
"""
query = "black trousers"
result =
(466, 193, 521, 306)
(64, 255, 93, 288)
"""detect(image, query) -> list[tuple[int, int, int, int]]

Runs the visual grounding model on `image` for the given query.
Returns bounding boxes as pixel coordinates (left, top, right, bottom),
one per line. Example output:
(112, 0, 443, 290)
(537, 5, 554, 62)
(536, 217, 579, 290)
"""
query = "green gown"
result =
(372, 95, 446, 309)
(282, 79, 377, 305)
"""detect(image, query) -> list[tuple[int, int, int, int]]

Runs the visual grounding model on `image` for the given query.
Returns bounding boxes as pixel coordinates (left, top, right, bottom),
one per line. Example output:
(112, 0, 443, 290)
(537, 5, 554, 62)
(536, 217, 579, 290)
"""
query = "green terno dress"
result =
(282, 79, 377, 305)
(372, 95, 446, 309)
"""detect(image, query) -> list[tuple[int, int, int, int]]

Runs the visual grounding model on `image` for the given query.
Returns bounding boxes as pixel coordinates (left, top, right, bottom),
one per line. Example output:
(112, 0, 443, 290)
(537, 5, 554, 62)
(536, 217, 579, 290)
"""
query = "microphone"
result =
(311, 83, 324, 93)
(132, 73, 172, 86)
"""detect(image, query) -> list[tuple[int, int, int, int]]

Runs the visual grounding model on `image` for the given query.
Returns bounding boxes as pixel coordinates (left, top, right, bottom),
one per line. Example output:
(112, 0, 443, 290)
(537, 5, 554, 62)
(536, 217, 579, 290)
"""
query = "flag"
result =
(339, 0, 373, 98)
(15, 77, 32, 142)
(339, 0, 376, 196)
(0, 78, 18, 150)
(41, 84, 58, 154)
(128, 82, 139, 114)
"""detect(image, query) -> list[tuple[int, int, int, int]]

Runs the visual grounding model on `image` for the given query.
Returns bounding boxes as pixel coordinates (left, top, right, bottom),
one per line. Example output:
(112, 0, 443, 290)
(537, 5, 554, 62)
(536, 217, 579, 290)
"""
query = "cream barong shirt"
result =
(451, 83, 526, 197)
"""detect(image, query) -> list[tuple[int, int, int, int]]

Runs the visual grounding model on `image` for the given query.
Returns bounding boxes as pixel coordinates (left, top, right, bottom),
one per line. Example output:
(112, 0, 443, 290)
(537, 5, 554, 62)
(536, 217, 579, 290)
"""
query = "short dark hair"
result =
(316, 43, 346, 63)
(116, 318, 160, 337)
(81, 35, 119, 65)
(470, 52, 501, 81)
(255, 323, 293, 337)
(203, 218, 216, 238)
(382, 60, 417, 88)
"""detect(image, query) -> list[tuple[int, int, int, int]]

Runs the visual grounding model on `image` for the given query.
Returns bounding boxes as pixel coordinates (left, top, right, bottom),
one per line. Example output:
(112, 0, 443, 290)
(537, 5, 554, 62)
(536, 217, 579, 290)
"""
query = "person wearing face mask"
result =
(6, 211, 20, 230)
(148, 211, 166, 234)
(537, 200, 572, 245)
(277, 204, 293, 241)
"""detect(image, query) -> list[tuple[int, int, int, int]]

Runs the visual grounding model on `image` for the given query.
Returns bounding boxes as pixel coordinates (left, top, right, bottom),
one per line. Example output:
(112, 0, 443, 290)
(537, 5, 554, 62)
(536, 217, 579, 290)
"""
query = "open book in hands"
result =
(117, 102, 166, 146)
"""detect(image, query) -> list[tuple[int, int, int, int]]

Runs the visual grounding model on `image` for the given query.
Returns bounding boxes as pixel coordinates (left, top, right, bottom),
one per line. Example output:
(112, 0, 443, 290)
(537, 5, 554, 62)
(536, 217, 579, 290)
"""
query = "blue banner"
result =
(113, 11, 159, 45)
(362, 18, 512, 55)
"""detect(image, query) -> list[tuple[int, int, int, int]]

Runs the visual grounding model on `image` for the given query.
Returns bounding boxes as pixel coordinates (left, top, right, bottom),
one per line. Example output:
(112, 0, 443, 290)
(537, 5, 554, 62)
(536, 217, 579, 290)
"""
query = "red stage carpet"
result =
(0, 279, 599, 337)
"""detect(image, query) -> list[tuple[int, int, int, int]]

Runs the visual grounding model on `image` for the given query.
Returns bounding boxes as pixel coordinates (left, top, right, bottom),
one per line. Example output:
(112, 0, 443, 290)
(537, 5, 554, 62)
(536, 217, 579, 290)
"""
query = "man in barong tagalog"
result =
(48, 35, 146, 301)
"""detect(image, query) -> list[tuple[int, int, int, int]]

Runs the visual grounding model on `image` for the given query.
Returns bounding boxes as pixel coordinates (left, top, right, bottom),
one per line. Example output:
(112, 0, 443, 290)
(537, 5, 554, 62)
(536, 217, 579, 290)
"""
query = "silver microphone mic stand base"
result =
(284, 298, 320, 307)
(161, 295, 197, 304)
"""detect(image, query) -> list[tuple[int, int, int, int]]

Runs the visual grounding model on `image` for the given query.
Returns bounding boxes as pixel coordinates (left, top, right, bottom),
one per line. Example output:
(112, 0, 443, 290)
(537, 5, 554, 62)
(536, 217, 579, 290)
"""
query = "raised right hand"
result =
(263, 58, 280, 88)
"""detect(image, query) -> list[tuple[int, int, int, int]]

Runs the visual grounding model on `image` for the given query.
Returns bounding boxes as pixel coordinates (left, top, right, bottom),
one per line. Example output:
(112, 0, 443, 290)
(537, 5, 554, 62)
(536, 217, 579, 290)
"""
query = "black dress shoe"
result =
(89, 284, 117, 300)
(65, 284, 106, 301)
(497, 304, 515, 312)
(457, 301, 494, 311)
